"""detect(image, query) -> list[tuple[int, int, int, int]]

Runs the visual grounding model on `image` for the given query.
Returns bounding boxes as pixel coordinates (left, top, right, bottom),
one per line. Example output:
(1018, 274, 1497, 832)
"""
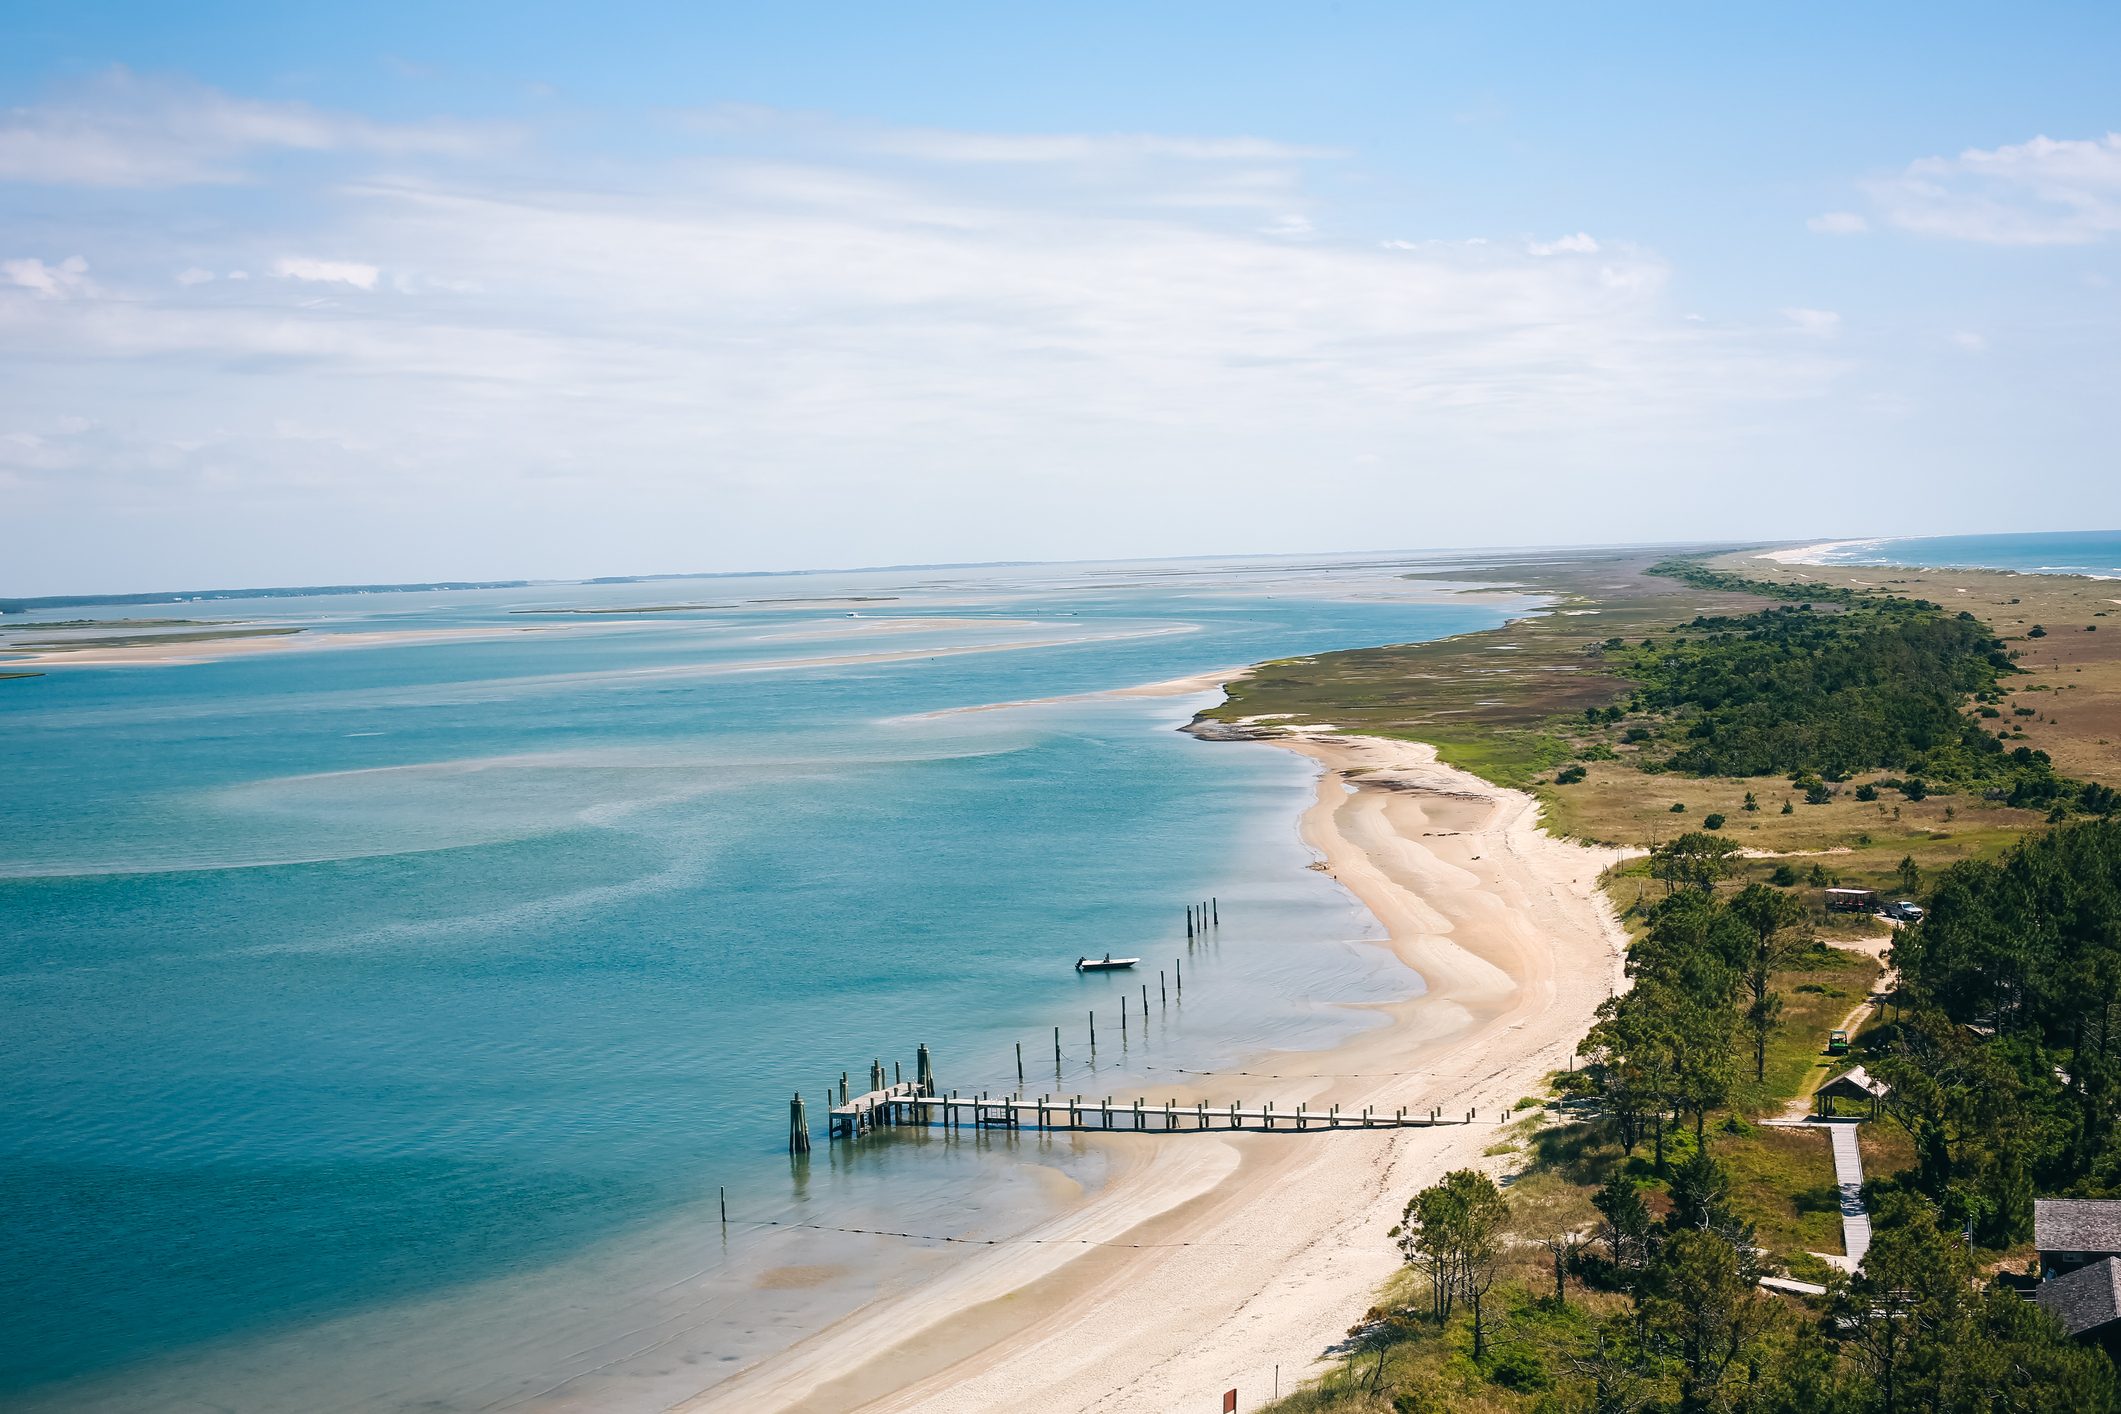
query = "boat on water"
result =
(1075, 954, 1140, 972)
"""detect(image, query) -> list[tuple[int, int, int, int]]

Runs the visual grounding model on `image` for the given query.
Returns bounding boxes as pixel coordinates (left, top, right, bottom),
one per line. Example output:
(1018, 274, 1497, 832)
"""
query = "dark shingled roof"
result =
(2036, 1199, 2121, 1255)
(2039, 1256, 2121, 1338)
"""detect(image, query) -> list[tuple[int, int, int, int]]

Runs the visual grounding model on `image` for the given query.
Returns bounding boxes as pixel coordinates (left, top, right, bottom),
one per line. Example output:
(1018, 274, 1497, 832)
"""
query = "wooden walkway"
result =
(828, 1083, 1475, 1140)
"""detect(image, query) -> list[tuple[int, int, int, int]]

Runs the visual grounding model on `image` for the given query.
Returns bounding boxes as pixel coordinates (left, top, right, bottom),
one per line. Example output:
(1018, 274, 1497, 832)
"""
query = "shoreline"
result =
(682, 712, 1632, 1412)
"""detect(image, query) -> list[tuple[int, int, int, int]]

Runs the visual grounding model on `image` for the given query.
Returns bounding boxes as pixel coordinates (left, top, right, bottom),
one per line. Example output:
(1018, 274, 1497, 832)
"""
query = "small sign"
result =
(1223, 1391, 1237, 1413)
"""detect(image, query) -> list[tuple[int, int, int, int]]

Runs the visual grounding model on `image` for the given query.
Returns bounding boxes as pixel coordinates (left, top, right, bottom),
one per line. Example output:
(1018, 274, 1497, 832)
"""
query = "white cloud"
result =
(678, 107, 1342, 166)
(1, 98, 1856, 590)
(1807, 211, 1869, 235)
(272, 257, 380, 290)
(1870, 132, 2121, 245)
(2, 254, 94, 298)
(1951, 330, 1988, 352)
(175, 266, 215, 286)
(0, 68, 511, 187)
(1781, 307, 1842, 336)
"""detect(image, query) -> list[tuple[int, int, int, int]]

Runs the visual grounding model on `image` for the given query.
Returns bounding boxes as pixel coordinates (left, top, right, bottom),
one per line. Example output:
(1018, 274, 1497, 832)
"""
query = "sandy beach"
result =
(1755, 539, 1883, 565)
(679, 720, 1632, 1413)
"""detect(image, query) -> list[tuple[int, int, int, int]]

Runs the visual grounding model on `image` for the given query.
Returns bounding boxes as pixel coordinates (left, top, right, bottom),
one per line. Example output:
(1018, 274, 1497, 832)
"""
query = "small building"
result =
(2037, 1255, 2121, 1354)
(1825, 887, 1879, 913)
(1815, 1065, 1891, 1118)
(2036, 1199, 2121, 1278)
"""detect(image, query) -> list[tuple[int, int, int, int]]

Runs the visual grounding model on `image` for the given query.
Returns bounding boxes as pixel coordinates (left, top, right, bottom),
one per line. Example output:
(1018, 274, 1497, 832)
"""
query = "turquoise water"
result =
(0, 557, 1512, 1410)
(1812, 529, 2121, 578)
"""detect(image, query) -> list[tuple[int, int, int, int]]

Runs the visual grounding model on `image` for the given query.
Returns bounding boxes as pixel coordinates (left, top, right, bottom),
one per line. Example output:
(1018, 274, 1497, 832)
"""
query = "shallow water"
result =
(0, 554, 1515, 1410)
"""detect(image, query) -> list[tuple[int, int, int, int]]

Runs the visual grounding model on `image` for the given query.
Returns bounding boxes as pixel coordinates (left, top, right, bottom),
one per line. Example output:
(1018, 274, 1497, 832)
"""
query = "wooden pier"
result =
(827, 1085, 1474, 1139)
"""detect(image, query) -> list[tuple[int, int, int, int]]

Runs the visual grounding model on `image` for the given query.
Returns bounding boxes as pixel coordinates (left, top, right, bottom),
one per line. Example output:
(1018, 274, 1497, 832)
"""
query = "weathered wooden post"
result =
(1016, 1042, 1024, 1087)
(1175, 957, 1182, 995)
(1089, 1010, 1096, 1051)
(1141, 983, 1149, 1019)
(1121, 994, 1128, 1037)
(870, 1058, 886, 1094)
(916, 1043, 933, 1096)
(1053, 1025, 1062, 1074)
(720, 1186, 727, 1225)
(1186, 908, 1194, 940)
(789, 1093, 810, 1153)
(839, 1072, 848, 1106)
(1212, 897, 1218, 925)
(1159, 970, 1166, 1006)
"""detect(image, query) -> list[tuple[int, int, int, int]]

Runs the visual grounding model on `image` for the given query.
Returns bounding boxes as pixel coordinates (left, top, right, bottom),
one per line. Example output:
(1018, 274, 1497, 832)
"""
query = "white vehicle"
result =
(1884, 900, 1925, 923)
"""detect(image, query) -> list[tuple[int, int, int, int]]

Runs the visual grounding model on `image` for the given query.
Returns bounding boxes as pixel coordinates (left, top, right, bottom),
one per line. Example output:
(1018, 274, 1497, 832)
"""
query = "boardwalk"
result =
(826, 1083, 1477, 1140)
(1824, 1119, 1871, 1266)
(1762, 1114, 1871, 1271)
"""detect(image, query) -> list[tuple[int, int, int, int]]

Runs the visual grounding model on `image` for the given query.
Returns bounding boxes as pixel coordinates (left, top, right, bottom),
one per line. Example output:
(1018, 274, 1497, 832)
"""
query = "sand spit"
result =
(680, 725, 1632, 1414)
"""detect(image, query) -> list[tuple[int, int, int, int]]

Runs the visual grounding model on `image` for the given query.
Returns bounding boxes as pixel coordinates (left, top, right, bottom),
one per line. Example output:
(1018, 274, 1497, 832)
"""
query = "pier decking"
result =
(827, 1083, 1475, 1140)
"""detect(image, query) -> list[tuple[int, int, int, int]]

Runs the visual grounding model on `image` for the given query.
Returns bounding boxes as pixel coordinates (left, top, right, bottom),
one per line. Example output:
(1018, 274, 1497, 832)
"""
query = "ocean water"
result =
(0, 555, 1516, 1412)
(1808, 529, 2121, 578)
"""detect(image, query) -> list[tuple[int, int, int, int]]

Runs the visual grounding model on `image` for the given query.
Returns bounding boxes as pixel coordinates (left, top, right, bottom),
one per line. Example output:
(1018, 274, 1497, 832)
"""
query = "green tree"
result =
(1643, 1227, 1770, 1414)
(1397, 1168, 1509, 1356)
(1730, 882, 1809, 1081)
(1593, 1170, 1656, 1286)
(1650, 831, 1743, 895)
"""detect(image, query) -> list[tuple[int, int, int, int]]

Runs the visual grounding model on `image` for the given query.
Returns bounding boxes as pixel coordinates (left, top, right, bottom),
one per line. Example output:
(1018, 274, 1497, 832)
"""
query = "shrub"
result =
(2029, 625, 2048, 638)
(1703, 813, 1726, 830)
(1670, 802, 1687, 813)
(1805, 782, 1833, 805)
(1769, 863, 1799, 886)
(1856, 783, 1879, 801)
(1484, 1344, 1549, 1392)
(1555, 764, 1587, 784)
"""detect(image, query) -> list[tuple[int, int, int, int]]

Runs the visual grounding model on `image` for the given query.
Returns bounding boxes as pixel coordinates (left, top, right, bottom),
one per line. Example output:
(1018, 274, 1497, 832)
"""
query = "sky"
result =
(4, 3, 2120, 594)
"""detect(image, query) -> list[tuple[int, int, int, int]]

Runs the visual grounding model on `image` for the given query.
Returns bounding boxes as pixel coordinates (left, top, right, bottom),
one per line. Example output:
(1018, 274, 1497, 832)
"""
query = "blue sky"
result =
(5, 4, 2120, 592)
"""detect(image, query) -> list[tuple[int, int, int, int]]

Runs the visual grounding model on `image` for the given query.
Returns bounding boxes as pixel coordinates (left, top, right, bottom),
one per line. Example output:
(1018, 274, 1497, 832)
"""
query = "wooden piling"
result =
(1159, 970, 1166, 1006)
(1016, 1042, 1024, 1086)
(1121, 994, 1127, 1035)
(1212, 896, 1218, 925)
(720, 1186, 727, 1224)
(1175, 957, 1182, 995)
(789, 1093, 810, 1154)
